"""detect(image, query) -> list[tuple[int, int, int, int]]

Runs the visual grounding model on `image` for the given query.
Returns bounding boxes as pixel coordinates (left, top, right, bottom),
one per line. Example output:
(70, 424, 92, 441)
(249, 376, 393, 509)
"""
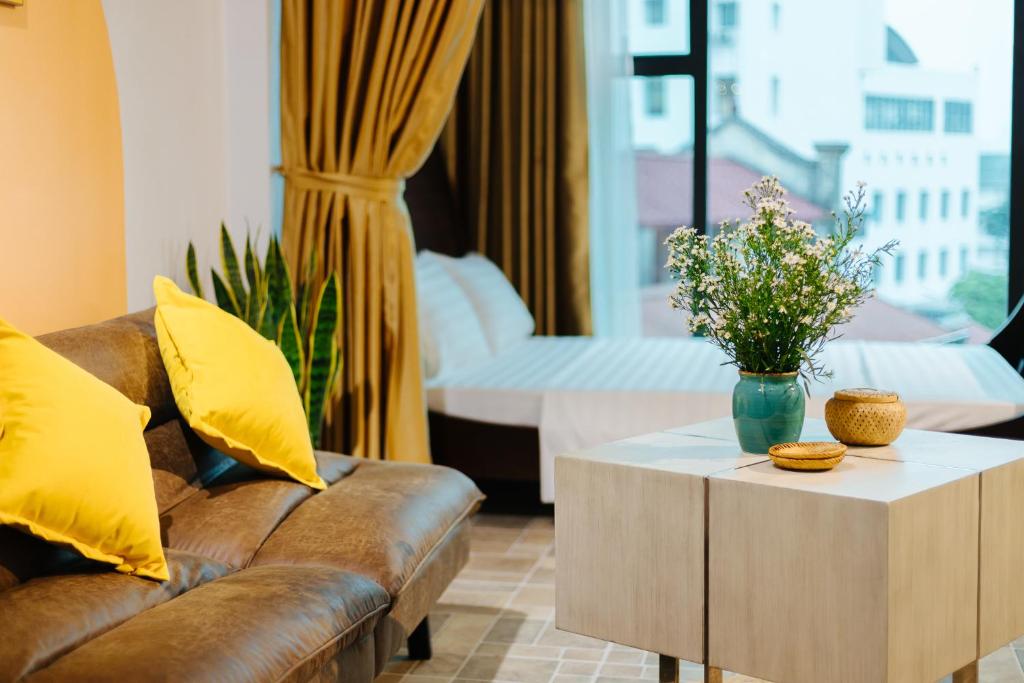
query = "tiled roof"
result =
(635, 152, 829, 229)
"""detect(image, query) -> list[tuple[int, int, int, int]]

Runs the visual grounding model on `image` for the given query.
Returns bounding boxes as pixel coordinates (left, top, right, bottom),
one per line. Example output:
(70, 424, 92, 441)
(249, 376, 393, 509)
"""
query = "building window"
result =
(919, 190, 928, 222)
(895, 191, 906, 223)
(918, 251, 928, 280)
(644, 0, 666, 25)
(939, 248, 949, 277)
(771, 2, 781, 30)
(961, 189, 970, 218)
(872, 191, 883, 222)
(944, 100, 973, 133)
(895, 253, 906, 283)
(960, 246, 970, 274)
(718, 1, 738, 29)
(770, 77, 780, 116)
(644, 79, 666, 117)
(940, 190, 950, 220)
(864, 95, 934, 131)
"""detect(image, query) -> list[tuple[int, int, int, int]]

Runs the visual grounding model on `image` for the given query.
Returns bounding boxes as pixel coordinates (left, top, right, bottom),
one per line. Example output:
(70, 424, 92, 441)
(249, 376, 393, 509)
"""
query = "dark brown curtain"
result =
(441, 0, 591, 335)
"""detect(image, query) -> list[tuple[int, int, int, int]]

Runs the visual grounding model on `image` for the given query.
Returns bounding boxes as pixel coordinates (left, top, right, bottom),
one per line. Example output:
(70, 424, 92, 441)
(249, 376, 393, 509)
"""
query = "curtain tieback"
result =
(276, 166, 404, 201)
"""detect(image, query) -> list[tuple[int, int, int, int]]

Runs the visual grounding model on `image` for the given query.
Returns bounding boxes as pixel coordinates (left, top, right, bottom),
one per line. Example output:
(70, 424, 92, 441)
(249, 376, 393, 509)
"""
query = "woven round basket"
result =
(824, 388, 907, 446)
(768, 441, 847, 471)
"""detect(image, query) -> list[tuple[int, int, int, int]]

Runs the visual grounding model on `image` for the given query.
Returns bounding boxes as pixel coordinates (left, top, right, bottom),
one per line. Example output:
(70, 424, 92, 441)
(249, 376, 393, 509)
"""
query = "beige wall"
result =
(0, 0, 126, 334)
(103, 0, 272, 311)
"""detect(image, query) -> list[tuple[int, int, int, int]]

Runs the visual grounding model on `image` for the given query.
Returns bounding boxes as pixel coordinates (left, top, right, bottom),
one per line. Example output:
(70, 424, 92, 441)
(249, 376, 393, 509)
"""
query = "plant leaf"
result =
(304, 272, 340, 445)
(210, 269, 240, 316)
(220, 222, 247, 310)
(186, 242, 204, 298)
(266, 237, 294, 331)
(277, 303, 305, 388)
(243, 235, 261, 327)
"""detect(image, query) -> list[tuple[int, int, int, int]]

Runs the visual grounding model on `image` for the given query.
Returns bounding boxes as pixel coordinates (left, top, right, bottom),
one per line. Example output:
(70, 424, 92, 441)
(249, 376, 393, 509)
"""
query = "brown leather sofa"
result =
(0, 310, 483, 683)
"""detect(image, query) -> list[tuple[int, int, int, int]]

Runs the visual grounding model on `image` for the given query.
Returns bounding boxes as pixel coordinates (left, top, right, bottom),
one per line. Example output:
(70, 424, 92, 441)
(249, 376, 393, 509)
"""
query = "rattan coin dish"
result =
(768, 441, 848, 471)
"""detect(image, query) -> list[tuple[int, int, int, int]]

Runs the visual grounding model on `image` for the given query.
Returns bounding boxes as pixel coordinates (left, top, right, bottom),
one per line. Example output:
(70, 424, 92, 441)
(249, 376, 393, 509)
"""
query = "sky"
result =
(886, 0, 1014, 151)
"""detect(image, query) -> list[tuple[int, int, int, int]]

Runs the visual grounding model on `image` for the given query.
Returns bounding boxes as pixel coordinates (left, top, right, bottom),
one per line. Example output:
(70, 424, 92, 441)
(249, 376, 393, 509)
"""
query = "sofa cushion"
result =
(158, 451, 359, 570)
(0, 549, 228, 682)
(160, 478, 315, 571)
(251, 459, 483, 596)
(26, 566, 390, 683)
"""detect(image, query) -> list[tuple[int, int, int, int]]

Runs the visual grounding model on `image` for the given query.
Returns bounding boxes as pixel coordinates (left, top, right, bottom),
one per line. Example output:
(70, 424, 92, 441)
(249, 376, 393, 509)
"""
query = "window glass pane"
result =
(628, 0, 690, 55)
(702, 0, 1013, 343)
(630, 76, 695, 333)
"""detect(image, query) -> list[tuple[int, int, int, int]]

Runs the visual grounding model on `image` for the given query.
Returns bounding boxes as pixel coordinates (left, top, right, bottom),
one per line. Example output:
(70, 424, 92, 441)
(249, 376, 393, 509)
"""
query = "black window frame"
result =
(635, 0, 1024, 366)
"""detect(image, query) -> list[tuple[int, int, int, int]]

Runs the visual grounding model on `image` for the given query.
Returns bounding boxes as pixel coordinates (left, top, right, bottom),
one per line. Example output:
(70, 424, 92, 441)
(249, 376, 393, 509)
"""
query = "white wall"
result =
(102, 0, 271, 311)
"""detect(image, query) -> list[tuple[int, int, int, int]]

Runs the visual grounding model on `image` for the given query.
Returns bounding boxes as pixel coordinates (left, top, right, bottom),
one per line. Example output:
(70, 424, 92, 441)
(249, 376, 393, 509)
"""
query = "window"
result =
(944, 100, 973, 134)
(864, 95, 934, 131)
(895, 191, 906, 223)
(644, 79, 666, 117)
(718, 1, 737, 28)
(895, 254, 906, 284)
(605, 0, 1015, 342)
(645, 0, 666, 25)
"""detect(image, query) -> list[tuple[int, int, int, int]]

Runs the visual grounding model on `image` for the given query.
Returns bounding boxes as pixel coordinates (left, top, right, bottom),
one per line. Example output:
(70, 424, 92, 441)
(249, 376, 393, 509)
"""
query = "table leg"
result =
(704, 664, 722, 683)
(658, 655, 678, 683)
(952, 660, 978, 683)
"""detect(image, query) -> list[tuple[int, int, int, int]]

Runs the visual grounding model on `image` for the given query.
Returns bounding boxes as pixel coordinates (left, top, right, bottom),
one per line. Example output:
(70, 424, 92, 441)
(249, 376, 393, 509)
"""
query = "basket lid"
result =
(833, 387, 900, 404)
(768, 441, 847, 460)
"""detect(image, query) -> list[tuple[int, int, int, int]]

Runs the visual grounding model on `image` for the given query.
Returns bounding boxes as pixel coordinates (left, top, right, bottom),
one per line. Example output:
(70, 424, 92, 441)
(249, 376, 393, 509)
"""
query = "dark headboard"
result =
(405, 146, 467, 256)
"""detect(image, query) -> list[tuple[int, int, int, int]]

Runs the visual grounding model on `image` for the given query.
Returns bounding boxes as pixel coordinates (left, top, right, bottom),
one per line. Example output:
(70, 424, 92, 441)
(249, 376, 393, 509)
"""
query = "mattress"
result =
(426, 336, 1024, 502)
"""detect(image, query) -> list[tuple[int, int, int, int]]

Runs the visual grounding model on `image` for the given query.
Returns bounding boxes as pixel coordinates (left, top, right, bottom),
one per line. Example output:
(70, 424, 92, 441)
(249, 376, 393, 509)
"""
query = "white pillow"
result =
(415, 251, 492, 379)
(433, 252, 535, 353)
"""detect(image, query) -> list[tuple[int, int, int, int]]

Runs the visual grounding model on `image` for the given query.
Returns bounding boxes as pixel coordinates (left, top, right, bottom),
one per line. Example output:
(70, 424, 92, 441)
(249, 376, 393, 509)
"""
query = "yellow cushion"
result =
(0, 318, 168, 581)
(153, 276, 325, 490)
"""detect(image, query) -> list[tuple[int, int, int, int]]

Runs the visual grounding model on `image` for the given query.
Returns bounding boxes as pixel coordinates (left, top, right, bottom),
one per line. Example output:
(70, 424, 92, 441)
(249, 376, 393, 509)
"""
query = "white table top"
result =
(564, 416, 1024, 501)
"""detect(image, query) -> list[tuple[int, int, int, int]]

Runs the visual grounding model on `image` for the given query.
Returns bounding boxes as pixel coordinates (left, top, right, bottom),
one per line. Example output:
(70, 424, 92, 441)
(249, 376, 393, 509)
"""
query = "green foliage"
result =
(186, 225, 343, 445)
(951, 270, 1009, 330)
(304, 273, 340, 445)
(665, 177, 898, 383)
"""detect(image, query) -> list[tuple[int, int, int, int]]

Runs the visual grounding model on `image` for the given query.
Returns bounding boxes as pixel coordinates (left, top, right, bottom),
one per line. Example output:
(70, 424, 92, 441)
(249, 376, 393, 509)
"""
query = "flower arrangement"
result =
(665, 176, 897, 384)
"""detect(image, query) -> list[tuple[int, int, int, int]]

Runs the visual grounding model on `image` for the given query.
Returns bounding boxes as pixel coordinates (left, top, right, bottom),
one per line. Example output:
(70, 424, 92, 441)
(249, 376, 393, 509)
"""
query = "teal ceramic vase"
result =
(732, 371, 805, 453)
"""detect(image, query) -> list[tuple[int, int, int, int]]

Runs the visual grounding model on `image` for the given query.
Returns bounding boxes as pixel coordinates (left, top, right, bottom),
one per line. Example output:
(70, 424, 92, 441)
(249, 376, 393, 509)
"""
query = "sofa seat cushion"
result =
(251, 459, 483, 597)
(26, 566, 390, 683)
(160, 478, 314, 571)
(157, 452, 359, 570)
(0, 549, 228, 682)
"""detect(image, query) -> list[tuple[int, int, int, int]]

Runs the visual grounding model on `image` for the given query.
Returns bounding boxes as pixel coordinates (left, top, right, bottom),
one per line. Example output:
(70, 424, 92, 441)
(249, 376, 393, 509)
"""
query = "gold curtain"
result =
(279, 0, 484, 461)
(442, 0, 591, 335)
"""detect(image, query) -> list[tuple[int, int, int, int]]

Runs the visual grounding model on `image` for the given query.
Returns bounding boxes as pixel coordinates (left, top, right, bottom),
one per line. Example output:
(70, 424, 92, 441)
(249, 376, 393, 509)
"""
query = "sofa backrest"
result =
(35, 309, 232, 514)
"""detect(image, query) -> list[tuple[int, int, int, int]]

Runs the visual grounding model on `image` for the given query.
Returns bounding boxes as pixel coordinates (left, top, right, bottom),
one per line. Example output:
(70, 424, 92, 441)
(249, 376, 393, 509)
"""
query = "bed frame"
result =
(405, 146, 1024, 509)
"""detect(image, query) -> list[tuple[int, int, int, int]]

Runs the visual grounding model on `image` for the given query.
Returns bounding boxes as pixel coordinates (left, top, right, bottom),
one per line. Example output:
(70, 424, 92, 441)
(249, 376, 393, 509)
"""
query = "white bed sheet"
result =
(425, 337, 1024, 502)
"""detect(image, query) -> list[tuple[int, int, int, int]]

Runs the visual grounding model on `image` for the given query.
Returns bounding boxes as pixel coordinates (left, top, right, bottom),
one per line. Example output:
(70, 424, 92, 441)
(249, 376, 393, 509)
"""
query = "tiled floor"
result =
(382, 514, 1024, 683)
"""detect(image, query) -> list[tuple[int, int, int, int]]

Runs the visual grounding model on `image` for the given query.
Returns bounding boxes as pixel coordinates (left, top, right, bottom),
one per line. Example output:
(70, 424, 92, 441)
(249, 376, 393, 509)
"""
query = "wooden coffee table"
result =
(554, 418, 1024, 683)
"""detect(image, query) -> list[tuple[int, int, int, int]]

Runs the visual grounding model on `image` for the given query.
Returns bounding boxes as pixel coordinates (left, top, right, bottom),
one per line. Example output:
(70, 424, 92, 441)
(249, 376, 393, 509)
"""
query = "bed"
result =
(406, 148, 1024, 506)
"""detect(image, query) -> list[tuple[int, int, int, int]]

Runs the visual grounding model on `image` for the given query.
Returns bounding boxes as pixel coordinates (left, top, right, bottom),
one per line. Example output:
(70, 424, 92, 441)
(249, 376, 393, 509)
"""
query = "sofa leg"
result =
(407, 617, 432, 661)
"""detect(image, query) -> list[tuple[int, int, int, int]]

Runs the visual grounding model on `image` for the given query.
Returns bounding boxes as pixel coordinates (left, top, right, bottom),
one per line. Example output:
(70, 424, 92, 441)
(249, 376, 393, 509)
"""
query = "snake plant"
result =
(186, 224, 342, 445)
